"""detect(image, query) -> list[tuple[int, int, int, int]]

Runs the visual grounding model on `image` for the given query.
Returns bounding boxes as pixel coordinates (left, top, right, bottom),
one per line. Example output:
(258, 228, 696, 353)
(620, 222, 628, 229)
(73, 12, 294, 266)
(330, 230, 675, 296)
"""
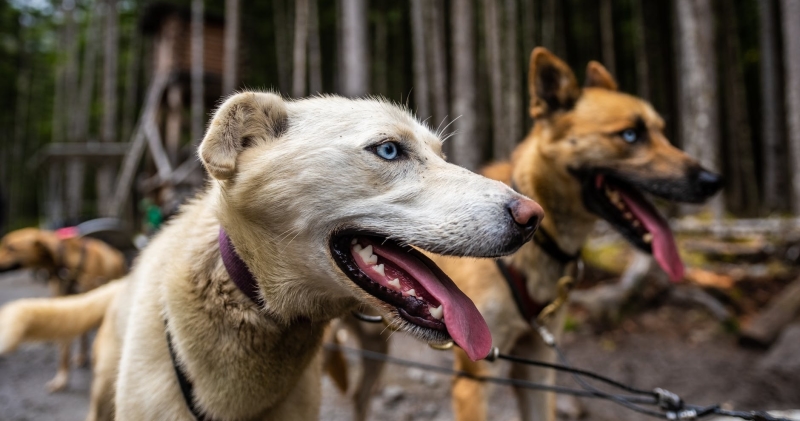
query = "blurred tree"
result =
(339, 0, 369, 97)
(632, 0, 650, 100)
(504, 0, 522, 151)
(675, 0, 722, 217)
(483, 0, 508, 160)
(758, 0, 788, 213)
(292, 0, 309, 98)
(599, 0, 616, 77)
(223, 0, 239, 95)
(428, 0, 448, 135)
(410, 0, 430, 120)
(190, 0, 204, 147)
(98, 0, 119, 216)
(781, 0, 800, 214)
(450, 0, 480, 170)
(308, 0, 323, 94)
(272, 0, 291, 94)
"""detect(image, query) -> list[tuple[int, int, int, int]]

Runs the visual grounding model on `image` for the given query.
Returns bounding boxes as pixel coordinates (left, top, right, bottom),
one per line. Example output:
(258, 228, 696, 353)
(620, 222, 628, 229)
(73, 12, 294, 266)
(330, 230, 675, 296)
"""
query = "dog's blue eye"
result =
(621, 129, 638, 143)
(375, 142, 399, 160)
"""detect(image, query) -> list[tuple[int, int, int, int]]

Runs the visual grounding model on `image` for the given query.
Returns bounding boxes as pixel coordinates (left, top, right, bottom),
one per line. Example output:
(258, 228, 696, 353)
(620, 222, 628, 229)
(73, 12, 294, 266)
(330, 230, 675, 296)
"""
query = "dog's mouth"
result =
(330, 233, 491, 361)
(580, 173, 683, 282)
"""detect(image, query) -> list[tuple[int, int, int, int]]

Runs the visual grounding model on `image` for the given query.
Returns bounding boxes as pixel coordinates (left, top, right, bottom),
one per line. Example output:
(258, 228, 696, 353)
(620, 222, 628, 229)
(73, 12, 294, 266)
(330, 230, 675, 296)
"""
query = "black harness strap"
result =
(533, 227, 580, 265)
(166, 328, 210, 421)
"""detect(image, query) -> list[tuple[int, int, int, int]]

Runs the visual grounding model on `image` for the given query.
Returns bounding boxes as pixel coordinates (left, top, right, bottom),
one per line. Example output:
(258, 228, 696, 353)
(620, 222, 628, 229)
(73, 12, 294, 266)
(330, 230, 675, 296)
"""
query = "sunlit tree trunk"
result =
(292, 0, 309, 98)
(675, 0, 722, 216)
(98, 0, 119, 216)
(340, 0, 369, 97)
(410, 0, 430, 120)
(450, 0, 480, 170)
(758, 0, 788, 213)
(223, 0, 239, 95)
(781, 0, 800, 214)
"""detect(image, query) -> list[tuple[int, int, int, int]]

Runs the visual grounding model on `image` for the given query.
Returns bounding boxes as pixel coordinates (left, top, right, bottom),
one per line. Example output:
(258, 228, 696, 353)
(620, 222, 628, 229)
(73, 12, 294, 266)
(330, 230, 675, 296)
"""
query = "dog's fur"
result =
(0, 92, 542, 421)
(344, 48, 722, 421)
(0, 228, 126, 391)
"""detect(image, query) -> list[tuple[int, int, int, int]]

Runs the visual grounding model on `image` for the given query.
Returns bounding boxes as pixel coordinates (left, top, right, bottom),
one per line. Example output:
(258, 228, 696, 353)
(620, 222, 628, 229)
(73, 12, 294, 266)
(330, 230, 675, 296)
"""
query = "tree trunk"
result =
(292, 0, 309, 98)
(599, 0, 616, 77)
(98, 0, 119, 216)
(308, 0, 323, 94)
(449, 0, 481, 170)
(190, 0, 204, 146)
(339, 0, 369, 97)
(759, 0, 788, 213)
(781, 0, 800, 214)
(67, 3, 101, 222)
(632, 0, 650, 100)
(503, 0, 522, 155)
(542, 0, 556, 53)
(121, 22, 141, 143)
(674, 0, 722, 217)
(720, 2, 758, 216)
(372, 3, 388, 95)
(410, 0, 430, 120)
(428, 0, 449, 132)
(483, 0, 508, 161)
(273, 0, 292, 94)
(521, 0, 537, 132)
(223, 0, 240, 96)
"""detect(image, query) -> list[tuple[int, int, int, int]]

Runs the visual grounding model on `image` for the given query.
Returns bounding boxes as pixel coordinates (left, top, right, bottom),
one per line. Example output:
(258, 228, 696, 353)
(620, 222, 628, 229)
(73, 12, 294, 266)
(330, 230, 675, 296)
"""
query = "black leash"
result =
(165, 328, 212, 421)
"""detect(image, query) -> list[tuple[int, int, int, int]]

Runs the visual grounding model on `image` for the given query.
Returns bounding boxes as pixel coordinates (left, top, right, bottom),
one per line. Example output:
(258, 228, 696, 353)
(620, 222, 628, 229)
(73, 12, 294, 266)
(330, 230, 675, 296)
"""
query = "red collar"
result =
(495, 259, 549, 322)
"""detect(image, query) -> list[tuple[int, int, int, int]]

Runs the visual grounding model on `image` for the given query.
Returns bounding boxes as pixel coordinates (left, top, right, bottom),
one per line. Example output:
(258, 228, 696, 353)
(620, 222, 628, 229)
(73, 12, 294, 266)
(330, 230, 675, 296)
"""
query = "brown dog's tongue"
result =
(618, 191, 684, 282)
(369, 241, 493, 361)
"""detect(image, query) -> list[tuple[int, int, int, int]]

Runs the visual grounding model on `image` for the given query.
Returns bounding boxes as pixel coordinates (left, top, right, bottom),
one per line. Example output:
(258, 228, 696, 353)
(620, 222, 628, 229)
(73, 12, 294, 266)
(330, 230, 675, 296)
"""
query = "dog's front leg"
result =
(47, 340, 71, 392)
(509, 308, 567, 421)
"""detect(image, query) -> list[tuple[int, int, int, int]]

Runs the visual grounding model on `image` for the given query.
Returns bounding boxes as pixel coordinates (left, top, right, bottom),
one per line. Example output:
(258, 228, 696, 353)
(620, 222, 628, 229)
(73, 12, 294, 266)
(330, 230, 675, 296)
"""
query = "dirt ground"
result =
(1, 269, 798, 421)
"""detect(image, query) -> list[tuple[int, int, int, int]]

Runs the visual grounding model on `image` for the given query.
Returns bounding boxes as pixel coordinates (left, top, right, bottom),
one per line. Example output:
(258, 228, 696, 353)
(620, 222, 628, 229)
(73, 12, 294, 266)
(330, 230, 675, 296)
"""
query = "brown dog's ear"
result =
(528, 47, 581, 118)
(584, 61, 618, 91)
(199, 92, 288, 180)
(34, 232, 60, 266)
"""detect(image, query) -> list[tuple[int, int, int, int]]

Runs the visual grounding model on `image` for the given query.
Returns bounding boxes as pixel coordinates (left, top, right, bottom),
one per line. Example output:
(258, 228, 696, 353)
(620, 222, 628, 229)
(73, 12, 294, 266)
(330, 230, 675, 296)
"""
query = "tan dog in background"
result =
(341, 47, 723, 421)
(0, 92, 543, 421)
(0, 228, 126, 391)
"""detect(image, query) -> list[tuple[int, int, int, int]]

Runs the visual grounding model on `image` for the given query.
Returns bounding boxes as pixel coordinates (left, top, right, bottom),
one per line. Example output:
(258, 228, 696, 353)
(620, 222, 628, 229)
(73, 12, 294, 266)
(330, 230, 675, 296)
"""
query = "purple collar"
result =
(218, 228, 261, 304)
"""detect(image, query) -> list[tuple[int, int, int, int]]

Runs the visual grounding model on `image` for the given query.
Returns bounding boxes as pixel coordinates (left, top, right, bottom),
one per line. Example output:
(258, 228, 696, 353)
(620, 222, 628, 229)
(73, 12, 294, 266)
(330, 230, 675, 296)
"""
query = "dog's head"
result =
(520, 48, 722, 281)
(0, 228, 61, 273)
(199, 92, 543, 360)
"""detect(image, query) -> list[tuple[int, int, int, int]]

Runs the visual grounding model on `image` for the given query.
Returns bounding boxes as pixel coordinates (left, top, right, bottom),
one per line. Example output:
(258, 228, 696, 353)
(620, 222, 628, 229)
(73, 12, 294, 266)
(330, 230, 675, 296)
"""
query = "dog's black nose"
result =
(694, 169, 724, 195)
(508, 198, 544, 237)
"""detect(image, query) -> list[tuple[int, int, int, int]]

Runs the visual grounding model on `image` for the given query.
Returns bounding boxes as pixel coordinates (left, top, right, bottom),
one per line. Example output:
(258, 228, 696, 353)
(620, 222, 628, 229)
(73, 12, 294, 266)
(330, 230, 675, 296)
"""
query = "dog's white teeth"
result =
(643, 233, 653, 243)
(351, 238, 358, 245)
(353, 244, 363, 253)
(366, 254, 378, 265)
(429, 305, 443, 320)
(373, 264, 385, 276)
(406, 289, 417, 297)
(357, 245, 374, 262)
(388, 278, 401, 290)
(624, 212, 633, 220)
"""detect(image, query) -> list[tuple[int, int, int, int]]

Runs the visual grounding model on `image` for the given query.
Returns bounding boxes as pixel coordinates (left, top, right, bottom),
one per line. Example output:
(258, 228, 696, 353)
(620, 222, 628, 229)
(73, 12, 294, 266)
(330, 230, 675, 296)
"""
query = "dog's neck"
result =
(507, 130, 597, 302)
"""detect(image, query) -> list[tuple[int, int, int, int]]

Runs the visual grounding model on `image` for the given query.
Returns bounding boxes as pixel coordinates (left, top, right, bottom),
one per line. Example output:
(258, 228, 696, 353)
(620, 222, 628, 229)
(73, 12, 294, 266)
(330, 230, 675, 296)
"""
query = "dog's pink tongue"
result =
(618, 191, 684, 282)
(370, 241, 492, 361)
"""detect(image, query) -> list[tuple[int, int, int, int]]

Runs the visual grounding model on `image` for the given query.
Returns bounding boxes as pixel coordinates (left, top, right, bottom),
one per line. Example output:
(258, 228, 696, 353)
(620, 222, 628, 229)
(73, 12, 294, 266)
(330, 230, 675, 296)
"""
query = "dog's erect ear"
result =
(584, 61, 618, 91)
(528, 47, 581, 118)
(199, 92, 288, 180)
(34, 232, 60, 266)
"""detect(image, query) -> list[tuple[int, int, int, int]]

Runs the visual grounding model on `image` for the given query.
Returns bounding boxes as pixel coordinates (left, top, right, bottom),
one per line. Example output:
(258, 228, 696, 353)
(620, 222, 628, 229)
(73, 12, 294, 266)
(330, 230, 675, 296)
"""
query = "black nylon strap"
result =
(165, 327, 210, 421)
(533, 228, 580, 265)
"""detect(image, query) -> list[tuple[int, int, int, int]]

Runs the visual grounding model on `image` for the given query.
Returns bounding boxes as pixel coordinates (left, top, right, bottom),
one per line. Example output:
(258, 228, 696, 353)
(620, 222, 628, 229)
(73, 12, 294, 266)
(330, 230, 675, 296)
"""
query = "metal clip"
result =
(533, 322, 556, 347)
(429, 341, 454, 351)
(483, 346, 500, 362)
(655, 388, 683, 411)
(666, 409, 697, 420)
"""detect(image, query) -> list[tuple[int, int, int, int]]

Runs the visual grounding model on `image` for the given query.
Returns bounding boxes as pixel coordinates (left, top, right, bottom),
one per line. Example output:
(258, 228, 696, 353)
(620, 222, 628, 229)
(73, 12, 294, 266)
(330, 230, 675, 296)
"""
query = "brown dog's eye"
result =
(621, 129, 639, 143)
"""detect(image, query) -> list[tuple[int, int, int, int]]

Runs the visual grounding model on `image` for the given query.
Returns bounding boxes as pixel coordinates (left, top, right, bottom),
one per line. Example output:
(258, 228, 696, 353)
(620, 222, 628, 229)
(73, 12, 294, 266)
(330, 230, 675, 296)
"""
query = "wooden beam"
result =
(28, 142, 130, 169)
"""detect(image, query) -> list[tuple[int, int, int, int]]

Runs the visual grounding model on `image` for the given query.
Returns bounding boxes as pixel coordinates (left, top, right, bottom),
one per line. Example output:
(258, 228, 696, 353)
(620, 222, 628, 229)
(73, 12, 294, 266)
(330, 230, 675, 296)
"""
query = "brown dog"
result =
(0, 227, 126, 391)
(343, 47, 723, 421)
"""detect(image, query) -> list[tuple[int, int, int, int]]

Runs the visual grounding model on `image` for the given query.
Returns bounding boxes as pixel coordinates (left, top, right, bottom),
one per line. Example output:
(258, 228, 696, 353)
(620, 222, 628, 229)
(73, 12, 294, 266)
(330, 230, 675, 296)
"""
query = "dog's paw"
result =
(46, 372, 68, 393)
